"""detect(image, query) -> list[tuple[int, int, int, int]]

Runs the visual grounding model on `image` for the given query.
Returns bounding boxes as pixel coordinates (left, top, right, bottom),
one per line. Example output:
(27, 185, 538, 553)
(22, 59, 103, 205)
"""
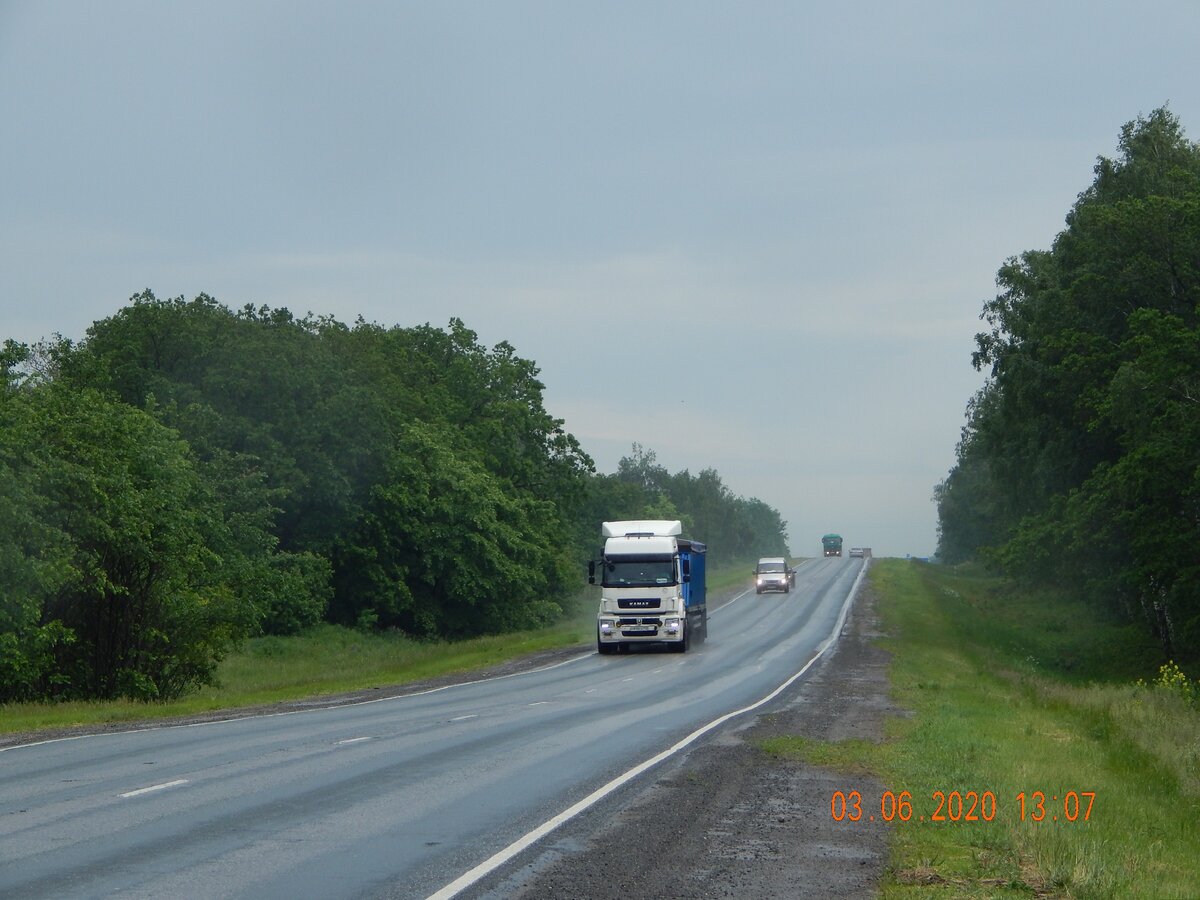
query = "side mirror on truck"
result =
(587, 560, 596, 585)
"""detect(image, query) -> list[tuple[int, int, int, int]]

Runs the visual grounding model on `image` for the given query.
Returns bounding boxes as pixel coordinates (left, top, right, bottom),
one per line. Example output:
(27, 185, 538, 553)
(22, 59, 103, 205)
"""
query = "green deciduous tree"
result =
(938, 108, 1200, 660)
(47, 292, 592, 644)
(332, 423, 571, 637)
(0, 377, 253, 700)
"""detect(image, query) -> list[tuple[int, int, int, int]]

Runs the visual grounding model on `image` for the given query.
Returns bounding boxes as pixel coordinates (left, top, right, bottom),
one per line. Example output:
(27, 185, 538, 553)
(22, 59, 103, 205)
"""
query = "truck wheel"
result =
(672, 623, 689, 653)
(597, 628, 616, 655)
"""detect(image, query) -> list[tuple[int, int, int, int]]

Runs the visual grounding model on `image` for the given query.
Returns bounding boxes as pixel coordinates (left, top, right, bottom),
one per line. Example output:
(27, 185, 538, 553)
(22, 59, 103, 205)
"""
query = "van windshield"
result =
(603, 557, 675, 587)
(757, 561, 786, 573)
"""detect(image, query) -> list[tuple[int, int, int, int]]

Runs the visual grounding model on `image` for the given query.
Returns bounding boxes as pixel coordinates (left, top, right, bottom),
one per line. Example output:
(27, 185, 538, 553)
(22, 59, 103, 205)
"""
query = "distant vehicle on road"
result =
(849, 547, 864, 558)
(822, 534, 843, 557)
(754, 557, 795, 594)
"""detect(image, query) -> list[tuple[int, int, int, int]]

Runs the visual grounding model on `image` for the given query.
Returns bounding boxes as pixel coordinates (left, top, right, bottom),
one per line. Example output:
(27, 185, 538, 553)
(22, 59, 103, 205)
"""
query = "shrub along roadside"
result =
(762, 559, 1199, 899)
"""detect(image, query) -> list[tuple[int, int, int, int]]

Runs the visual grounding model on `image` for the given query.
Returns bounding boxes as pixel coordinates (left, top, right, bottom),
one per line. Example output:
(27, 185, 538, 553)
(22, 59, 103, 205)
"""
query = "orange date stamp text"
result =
(829, 789, 1095, 824)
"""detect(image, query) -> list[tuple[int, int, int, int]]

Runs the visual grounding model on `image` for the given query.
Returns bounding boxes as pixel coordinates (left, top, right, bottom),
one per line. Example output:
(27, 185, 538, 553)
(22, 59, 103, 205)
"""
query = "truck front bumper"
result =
(598, 616, 685, 643)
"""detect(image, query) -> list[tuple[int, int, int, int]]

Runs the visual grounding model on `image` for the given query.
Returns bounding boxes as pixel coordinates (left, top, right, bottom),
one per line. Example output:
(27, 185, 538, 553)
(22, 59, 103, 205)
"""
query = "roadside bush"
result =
(0, 382, 253, 701)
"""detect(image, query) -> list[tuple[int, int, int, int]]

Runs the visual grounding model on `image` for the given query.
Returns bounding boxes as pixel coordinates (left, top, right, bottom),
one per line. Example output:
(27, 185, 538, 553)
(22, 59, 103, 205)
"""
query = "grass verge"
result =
(762, 559, 1199, 899)
(0, 594, 594, 734)
(1, 560, 758, 736)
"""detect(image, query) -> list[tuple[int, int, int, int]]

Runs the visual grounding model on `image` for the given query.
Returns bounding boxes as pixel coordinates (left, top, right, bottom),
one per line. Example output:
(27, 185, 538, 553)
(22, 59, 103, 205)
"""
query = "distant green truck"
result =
(822, 533, 843, 557)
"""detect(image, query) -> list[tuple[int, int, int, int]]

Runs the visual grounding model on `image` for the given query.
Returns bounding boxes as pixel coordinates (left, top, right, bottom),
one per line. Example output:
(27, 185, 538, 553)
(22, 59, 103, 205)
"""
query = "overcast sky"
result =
(2, 2, 1198, 558)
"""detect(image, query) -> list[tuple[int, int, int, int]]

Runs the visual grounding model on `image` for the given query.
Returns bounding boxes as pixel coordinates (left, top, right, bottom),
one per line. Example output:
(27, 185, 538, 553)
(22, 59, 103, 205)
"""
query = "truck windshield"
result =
(603, 557, 676, 587)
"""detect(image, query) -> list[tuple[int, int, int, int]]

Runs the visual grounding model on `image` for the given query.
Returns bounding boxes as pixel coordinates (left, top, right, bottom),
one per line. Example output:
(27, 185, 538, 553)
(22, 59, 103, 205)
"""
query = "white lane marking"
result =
(336, 737, 372, 745)
(426, 560, 870, 900)
(527, 701, 549, 707)
(120, 779, 188, 798)
(0, 653, 593, 754)
(449, 715, 478, 722)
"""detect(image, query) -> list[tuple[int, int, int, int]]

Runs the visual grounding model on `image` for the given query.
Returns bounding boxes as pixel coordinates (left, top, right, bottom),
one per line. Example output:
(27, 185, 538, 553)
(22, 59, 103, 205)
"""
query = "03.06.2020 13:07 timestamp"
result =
(830, 790, 1096, 824)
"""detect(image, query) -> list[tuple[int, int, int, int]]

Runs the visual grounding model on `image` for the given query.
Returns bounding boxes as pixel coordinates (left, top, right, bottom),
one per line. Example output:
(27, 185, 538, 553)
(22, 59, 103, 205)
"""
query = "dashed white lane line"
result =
(449, 715, 478, 722)
(0, 653, 594, 755)
(120, 779, 188, 799)
(336, 737, 372, 745)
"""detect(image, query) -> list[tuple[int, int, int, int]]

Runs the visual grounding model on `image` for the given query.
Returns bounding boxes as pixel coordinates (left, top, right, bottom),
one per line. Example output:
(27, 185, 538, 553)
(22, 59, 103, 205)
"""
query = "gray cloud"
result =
(3, 0, 1198, 556)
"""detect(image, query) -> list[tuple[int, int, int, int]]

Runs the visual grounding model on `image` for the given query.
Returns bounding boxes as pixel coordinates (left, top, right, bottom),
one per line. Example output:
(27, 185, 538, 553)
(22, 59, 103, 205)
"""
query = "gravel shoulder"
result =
(467, 580, 899, 900)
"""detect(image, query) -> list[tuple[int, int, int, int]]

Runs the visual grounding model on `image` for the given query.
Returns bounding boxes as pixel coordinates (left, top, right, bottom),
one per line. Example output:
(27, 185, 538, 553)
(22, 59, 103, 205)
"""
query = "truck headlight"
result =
(665, 618, 680, 634)
(600, 621, 613, 634)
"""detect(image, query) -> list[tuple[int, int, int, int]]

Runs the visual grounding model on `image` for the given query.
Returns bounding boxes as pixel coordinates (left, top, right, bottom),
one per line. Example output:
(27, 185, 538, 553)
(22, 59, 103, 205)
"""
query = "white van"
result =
(754, 557, 795, 594)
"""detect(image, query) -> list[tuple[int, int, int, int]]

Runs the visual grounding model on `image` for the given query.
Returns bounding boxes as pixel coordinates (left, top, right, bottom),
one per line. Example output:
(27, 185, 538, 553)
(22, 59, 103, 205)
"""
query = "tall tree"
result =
(0, 378, 253, 700)
(939, 108, 1200, 658)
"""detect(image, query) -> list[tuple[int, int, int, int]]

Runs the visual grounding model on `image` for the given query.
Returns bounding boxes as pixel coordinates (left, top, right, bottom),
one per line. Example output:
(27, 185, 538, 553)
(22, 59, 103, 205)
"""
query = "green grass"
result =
(0, 597, 595, 734)
(763, 559, 1200, 899)
(1, 559, 759, 735)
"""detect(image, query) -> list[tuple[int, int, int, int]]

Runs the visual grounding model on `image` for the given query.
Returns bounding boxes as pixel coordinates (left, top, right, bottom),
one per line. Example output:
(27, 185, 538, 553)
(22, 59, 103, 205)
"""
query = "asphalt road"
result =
(0, 556, 865, 899)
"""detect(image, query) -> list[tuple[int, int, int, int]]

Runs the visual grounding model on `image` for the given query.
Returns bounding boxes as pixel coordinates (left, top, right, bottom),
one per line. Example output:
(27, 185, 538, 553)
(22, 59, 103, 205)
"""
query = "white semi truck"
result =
(589, 519, 707, 654)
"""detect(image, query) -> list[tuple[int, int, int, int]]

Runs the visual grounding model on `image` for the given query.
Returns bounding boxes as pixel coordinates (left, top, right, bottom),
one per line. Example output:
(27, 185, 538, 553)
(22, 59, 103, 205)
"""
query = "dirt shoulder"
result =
(468, 581, 899, 900)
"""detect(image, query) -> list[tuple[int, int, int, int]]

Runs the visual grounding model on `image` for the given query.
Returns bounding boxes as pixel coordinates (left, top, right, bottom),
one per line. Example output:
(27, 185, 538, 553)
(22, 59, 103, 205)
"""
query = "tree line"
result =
(936, 108, 1199, 663)
(1, 294, 789, 702)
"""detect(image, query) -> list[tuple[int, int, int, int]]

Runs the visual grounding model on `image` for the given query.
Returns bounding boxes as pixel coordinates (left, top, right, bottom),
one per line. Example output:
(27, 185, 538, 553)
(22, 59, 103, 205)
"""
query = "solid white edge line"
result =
(425, 559, 870, 900)
(119, 778, 189, 798)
